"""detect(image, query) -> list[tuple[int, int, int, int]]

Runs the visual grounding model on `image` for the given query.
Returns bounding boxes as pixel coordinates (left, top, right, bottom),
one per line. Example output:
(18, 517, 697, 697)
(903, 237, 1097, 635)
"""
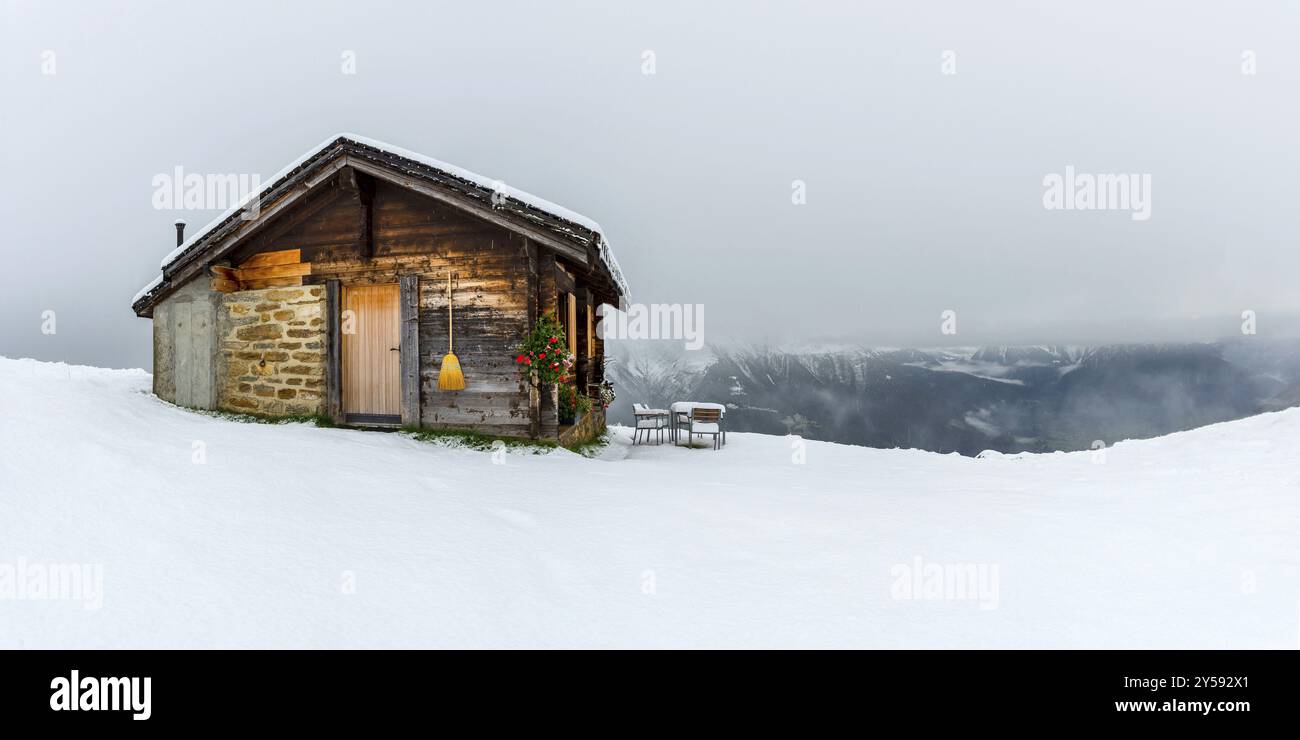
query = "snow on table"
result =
(670, 401, 726, 415)
(2, 356, 1298, 648)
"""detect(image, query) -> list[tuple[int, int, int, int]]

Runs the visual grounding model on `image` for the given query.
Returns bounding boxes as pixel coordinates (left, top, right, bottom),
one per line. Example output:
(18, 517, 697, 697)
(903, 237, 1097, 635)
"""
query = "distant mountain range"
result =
(605, 339, 1300, 455)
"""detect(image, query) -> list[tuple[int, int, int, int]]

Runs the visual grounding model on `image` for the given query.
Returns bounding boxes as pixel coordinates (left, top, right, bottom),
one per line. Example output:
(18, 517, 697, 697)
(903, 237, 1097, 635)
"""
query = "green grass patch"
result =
(566, 431, 612, 457)
(403, 427, 612, 455)
(192, 408, 336, 427)
(403, 427, 558, 454)
(165, 396, 607, 456)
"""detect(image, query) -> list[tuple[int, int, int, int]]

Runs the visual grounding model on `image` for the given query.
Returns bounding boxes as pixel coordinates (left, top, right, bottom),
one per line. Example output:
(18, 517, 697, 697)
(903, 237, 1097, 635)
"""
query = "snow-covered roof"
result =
(131, 274, 163, 307)
(135, 133, 628, 311)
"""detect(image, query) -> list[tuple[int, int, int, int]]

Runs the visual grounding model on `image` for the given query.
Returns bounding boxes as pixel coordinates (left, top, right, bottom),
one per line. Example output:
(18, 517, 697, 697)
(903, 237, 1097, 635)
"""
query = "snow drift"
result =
(1, 357, 1297, 648)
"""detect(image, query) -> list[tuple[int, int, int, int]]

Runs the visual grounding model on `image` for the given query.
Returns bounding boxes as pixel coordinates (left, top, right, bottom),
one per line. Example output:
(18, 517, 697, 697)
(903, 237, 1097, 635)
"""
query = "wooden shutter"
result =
(586, 304, 594, 358)
(567, 293, 577, 356)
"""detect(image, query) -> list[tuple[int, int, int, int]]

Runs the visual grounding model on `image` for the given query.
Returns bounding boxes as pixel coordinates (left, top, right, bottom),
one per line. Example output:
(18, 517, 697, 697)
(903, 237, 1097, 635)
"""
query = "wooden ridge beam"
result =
(342, 155, 591, 267)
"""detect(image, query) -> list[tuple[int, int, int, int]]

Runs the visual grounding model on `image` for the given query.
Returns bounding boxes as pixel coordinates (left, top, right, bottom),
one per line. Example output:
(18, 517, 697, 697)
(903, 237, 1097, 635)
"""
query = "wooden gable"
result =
(135, 136, 626, 318)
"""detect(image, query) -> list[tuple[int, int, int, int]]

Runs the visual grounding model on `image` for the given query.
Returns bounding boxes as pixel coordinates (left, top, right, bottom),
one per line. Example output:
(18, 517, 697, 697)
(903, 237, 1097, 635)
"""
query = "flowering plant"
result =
(558, 382, 592, 423)
(514, 313, 574, 386)
(597, 381, 616, 410)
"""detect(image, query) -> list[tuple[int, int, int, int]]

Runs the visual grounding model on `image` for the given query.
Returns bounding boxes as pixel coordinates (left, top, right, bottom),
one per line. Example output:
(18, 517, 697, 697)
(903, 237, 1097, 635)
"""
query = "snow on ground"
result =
(2, 356, 1298, 648)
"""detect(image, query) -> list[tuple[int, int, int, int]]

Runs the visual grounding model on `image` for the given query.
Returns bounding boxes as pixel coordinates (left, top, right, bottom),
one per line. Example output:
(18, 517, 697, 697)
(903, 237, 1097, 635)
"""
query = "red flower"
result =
(515, 355, 525, 363)
(538, 352, 546, 360)
(549, 336, 558, 344)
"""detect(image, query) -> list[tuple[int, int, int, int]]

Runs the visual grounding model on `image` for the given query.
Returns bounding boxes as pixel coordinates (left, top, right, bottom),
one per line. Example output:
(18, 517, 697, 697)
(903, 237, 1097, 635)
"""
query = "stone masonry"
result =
(217, 286, 326, 416)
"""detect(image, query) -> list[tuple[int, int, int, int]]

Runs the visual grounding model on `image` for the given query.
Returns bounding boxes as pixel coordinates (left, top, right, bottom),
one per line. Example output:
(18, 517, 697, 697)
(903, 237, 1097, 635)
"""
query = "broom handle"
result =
(447, 275, 453, 353)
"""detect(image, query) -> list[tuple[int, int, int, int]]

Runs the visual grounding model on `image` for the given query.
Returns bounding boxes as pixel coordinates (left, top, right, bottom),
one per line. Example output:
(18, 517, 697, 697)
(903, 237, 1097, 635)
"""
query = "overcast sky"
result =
(3, 0, 1298, 368)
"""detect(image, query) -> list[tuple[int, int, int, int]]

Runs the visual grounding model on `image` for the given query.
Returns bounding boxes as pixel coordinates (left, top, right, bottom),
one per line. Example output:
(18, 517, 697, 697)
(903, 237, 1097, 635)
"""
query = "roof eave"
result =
(134, 135, 628, 315)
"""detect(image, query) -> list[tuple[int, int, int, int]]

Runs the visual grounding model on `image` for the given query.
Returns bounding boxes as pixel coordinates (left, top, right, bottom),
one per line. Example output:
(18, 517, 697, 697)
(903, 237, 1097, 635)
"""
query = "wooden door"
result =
(342, 284, 401, 421)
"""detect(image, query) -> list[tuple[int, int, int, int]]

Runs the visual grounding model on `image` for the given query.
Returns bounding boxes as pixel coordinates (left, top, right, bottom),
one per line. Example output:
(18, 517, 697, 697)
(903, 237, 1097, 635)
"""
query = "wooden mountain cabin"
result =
(132, 134, 628, 443)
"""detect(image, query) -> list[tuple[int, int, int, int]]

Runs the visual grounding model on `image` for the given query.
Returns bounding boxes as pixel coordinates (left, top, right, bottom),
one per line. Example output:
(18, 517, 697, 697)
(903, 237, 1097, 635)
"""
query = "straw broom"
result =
(437, 273, 465, 391)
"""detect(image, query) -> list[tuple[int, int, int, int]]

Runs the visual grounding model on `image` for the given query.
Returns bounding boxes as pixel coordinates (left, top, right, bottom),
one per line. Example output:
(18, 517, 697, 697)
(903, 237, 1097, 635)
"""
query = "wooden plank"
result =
(211, 277, 240, 293)
(538, 251, 557, 318)
(162, 156, 348, 286)
(241, 276, 303, 290)
(583, 287, 594, 358)
(233, 262, 312, 282)
(343, 156, 592, 267)
(338, 166, 360, 194)
(236, 189, 346, 259)
(399, 274, 420, 427)
(566, 292, 578, 356)
(555, 264, 575, 294)
(358, 175, 375, 261)
(535, 252, 559, 439)
(523, 237, 541, 439)
(240, 249, 301, 268)
(210, 265, 239, 280)
(523, 237, 539, 323)
(325, 280, 343, 423)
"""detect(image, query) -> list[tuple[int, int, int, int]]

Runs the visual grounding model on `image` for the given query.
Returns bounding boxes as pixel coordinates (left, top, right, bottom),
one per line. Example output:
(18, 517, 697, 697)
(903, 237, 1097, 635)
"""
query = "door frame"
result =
(325, 277, 420, 428)
(342, 282, 402, 425)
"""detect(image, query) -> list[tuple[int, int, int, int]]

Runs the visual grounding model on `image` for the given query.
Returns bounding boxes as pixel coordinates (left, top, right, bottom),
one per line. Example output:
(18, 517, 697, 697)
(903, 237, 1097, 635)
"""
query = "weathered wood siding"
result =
(398, 274, 421, 426)
(233, 178, 539, 436)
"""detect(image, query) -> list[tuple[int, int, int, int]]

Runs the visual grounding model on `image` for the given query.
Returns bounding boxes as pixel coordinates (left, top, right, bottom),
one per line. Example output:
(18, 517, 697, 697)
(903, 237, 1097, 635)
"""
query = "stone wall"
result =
(558, 406, 606, 448)
(217, 286, 326, 416)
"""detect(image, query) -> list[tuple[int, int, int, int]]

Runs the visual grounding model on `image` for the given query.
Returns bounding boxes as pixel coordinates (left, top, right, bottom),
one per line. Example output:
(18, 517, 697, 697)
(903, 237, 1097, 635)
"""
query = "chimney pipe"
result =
(174, 219, 186, 247)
